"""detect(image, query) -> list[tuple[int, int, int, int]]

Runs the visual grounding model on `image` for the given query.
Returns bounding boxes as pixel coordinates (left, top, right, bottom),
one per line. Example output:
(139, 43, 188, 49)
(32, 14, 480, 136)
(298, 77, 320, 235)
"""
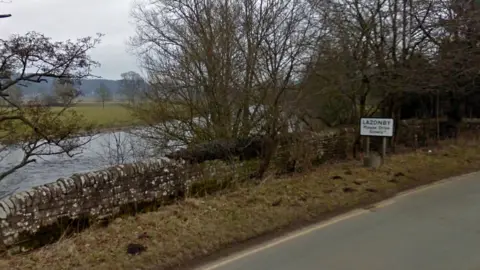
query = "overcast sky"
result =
(0, 0, 141, 80)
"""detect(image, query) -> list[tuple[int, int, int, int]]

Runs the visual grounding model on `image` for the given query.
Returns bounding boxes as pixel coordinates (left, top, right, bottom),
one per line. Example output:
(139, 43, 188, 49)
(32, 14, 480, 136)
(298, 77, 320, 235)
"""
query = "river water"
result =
(0, 116, 213, 198)
(0, 130, 153, 199)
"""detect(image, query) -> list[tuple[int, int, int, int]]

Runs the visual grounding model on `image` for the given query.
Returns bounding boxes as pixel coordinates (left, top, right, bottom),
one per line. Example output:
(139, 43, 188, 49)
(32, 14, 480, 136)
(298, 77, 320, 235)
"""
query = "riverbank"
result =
(1, 138, 479, 269)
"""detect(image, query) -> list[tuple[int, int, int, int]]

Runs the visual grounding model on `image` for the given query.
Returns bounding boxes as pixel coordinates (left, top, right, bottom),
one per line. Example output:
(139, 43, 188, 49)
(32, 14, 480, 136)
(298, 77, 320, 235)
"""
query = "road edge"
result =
(168, 170, 479, 270)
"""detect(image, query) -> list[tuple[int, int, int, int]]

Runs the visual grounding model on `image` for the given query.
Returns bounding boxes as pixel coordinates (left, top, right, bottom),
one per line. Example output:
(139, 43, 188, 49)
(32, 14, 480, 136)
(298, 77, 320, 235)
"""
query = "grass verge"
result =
(1, 139, 480, 270)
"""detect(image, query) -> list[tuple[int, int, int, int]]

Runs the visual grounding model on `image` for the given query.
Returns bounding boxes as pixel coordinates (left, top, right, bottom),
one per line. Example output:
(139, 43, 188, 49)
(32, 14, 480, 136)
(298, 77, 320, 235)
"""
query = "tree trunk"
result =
(254, 135, 278, 179)
(436, 89, 440, 141)
(391, 104, 401, 153)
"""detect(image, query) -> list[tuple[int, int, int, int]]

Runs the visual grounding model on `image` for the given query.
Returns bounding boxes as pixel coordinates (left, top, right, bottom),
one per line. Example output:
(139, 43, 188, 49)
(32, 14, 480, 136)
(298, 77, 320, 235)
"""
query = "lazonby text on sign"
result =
(360, 118, 394, 137)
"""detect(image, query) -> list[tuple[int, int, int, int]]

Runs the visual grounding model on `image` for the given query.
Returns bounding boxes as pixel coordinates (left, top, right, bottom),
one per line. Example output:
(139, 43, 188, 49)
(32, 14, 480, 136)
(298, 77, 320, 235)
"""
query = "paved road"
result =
(199, 172, 480, 270)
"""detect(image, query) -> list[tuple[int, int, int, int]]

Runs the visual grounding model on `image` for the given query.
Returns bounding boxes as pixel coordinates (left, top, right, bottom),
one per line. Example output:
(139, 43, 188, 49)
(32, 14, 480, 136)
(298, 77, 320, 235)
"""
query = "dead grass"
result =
(1, 139, 480, 270)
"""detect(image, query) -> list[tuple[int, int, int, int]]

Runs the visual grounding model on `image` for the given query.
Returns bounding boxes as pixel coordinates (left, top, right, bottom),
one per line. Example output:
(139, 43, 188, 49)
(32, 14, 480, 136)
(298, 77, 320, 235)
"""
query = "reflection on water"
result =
(0, 130, 151, 198)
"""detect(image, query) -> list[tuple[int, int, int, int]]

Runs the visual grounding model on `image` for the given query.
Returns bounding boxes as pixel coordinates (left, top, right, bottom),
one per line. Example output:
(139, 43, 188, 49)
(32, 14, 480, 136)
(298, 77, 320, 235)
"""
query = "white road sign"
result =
(360, 118, 394, 137)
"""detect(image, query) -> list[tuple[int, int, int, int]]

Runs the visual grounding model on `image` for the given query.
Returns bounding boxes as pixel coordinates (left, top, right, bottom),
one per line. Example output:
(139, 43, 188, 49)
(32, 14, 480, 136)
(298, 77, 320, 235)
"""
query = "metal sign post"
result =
(360, 117, 394, 160)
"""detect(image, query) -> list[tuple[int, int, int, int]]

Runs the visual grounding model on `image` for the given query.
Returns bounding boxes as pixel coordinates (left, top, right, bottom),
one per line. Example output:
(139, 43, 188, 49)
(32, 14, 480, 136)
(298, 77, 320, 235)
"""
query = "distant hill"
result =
(17, 77, 124, 100)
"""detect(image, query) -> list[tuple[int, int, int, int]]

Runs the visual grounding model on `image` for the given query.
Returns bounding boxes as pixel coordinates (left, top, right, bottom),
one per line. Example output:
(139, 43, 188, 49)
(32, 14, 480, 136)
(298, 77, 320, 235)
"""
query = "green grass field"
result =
(54, 102, 142, 131)
(0, 102, 140, 144)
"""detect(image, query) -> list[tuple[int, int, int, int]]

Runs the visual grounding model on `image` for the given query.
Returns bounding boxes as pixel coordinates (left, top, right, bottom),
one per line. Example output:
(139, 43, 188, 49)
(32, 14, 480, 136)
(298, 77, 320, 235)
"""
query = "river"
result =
(0, 130, 153, 198)
(0, 116, 214, 198)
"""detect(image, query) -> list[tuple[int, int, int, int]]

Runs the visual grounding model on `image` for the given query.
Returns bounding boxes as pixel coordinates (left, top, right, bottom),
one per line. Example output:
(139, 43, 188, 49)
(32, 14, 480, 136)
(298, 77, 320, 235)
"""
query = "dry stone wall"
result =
(0, 129, 353, 249)
(0, 158, 197, 248)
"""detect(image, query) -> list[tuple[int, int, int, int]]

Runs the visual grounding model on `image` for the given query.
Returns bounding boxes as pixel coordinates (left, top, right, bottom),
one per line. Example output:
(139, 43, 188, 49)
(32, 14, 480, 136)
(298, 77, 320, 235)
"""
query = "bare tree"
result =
(299, 0, 452, 154)
(130, 0, 320, 169)
(416, 0, 480, 125)
(130, 0, 480, 170)
(95, 82, 112, 108)
(119, 71, 145, 104)
(0, 32, 102, 181)
(305, 0, 435, 118)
